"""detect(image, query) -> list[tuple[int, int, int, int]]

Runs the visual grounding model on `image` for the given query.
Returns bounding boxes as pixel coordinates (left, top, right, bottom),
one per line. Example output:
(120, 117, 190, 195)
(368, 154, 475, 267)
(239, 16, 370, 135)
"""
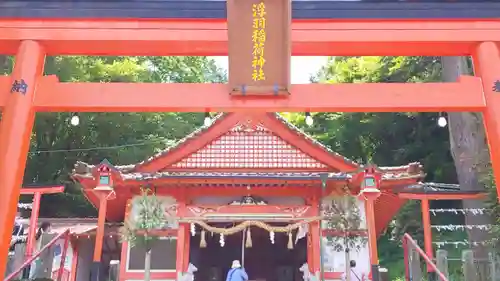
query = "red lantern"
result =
(359, 167, 381, 201)
(95, 166, 114, 191)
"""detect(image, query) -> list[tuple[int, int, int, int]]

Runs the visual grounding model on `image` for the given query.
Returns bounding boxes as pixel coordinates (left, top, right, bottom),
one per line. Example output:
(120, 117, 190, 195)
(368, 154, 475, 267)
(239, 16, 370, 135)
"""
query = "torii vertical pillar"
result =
(473, 42, 500, 200)
(22, 185, 65, 261)
(22, 192, 42, 279)
(421, 199, 435, 280)
(0, 41, 45, 276)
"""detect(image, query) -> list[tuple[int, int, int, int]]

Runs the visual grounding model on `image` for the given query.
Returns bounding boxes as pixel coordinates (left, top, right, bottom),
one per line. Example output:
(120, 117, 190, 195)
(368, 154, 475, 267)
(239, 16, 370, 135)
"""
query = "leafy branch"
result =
(119, 187, 171, 250)
(322, 191, 367, 252)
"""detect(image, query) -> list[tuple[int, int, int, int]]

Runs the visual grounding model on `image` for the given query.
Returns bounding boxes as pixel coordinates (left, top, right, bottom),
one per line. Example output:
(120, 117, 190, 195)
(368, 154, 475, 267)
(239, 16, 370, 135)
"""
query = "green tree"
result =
(305, 55, 495, 279)
(442, 57, 492, 262)
(485, 172, 500, 251)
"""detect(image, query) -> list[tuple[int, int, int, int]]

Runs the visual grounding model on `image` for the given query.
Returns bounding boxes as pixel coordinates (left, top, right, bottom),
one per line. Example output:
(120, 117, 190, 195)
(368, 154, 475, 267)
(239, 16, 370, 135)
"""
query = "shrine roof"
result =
(73, 113, 425, 181)
(1, 1, 498, 20)
(83, 112, 361, 173)
(71, 112, 425, 224)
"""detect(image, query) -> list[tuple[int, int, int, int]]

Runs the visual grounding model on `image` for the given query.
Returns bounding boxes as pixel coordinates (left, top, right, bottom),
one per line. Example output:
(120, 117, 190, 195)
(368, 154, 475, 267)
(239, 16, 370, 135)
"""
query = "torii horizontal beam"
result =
(0, 19, 500, 56)
(0, 75, 485, 112)
(20, 185, 65, 195)
(398, 193, 487, 200)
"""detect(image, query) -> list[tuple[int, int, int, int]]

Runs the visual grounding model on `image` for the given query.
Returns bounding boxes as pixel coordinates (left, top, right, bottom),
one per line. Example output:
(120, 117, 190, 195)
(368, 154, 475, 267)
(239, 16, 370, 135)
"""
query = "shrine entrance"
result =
(189, 224, 307, 281)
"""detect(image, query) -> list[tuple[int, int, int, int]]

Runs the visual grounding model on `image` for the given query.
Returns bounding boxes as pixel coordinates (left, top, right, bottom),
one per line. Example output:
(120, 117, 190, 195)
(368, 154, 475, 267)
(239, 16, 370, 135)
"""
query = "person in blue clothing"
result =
(226, 260, 248, 281)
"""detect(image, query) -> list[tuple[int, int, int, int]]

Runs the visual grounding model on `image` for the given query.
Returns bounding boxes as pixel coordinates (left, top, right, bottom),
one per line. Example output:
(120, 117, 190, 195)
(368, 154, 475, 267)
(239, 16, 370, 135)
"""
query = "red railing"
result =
(5, 229, 71, 281)
(402, 233, 449, 281)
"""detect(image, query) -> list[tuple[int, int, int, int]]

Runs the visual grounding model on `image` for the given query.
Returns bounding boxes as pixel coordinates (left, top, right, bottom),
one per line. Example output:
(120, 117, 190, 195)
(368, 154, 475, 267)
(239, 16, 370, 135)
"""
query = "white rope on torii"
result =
(429, 208, 488, 216)
(430, 206, 493, 249)
(17, 203, 33, 210)
(431, 224, 492, 232)
(433, 240, 494, 248)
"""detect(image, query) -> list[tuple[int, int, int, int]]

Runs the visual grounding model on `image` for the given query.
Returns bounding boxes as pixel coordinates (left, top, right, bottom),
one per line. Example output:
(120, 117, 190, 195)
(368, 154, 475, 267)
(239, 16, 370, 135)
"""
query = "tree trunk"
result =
(441, 56, 492, 281)
(144, 248, 152, 281)
(345, 247, 351, 281)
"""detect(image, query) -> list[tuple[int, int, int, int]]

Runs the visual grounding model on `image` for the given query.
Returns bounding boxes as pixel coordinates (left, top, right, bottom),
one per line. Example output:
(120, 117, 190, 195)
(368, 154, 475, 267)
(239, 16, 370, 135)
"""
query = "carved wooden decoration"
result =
(185, 204, 313, 220)
(229, 195, 267, 205)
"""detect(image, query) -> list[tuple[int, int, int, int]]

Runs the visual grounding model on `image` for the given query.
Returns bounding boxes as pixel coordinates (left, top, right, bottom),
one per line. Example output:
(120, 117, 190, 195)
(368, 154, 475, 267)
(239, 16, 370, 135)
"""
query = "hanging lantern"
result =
(200, 230, 207, 248)
(95, 165, 114, 191)
(359, 167, 381, 201)
(245, 228, 252, 248)
(287, 232, 293, 249)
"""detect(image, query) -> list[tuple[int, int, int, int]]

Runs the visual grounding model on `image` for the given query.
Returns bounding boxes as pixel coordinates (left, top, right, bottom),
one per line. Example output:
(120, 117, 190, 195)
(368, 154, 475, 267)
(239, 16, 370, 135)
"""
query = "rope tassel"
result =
(245, 228, 252, 248)
(200, 229, 207, 248)
(287, 232, 293, 249)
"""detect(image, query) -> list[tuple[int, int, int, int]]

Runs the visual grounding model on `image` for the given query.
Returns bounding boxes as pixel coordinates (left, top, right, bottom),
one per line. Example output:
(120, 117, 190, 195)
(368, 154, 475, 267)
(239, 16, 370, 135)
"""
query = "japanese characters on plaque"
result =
(252, 2, 266, 82)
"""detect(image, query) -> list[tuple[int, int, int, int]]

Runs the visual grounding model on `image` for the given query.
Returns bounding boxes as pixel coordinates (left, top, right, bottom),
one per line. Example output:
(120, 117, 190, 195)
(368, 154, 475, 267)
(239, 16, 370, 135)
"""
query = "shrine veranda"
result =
(1, 1, 500, 281)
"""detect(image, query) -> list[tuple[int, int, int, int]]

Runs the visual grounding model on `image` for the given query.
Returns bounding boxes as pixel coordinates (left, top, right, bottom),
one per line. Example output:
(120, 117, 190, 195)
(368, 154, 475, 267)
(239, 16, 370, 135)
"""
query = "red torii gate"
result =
(1, 11, 500, 281)
(19, 185, 65, 262)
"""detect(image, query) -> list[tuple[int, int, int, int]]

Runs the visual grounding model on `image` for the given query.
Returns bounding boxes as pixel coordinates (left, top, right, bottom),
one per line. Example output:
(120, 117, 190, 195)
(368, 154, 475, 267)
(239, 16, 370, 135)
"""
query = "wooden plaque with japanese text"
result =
(227, 0, 291, 96)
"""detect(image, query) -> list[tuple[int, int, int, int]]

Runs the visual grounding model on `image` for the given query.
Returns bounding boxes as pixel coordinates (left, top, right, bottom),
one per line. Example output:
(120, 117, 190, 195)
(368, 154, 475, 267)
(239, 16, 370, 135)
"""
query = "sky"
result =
(211, 56, 328, 84)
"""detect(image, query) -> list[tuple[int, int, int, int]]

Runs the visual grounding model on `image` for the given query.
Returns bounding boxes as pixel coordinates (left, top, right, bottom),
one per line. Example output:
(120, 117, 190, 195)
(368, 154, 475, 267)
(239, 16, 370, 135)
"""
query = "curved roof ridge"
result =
(271, 112, 360, 168)
(116, 113, 226, 172)
(103, 112, 360, 172)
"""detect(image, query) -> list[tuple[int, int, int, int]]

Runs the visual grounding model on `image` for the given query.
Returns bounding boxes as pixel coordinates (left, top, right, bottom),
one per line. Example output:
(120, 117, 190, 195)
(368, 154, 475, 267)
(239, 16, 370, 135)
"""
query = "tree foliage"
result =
(304, 56, 464, 279)
(5, 55, 226, 217)
(119, 188, 170, 281)
(119, 188, 169, 248)
(484, 172, 500, 249)
(322, 192, 367, 252)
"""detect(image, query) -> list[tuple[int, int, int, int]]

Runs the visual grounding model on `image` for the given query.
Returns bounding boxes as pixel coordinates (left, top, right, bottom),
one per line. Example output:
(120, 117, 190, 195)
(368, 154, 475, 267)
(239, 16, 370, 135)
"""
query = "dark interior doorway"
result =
(189, 224, 307, 281)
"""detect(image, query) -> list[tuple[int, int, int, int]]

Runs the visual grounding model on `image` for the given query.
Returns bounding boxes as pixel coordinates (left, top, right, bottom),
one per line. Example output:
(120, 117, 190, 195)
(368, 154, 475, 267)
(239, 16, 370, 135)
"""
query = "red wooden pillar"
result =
(307, 230, 314, 272)
(182, 191, 190, 271)
(308, 196, 321, 274)
(25, 192, 42, 258)
(70, 241, 79, 281)
(473, 42, 500, 200)
(176, 224, 189, 273)
(182, 226, 190, 271)
(309, 221, 321, 274)
(57, 234, 70, 281)
(0, 40, 45, 277)
(365, 199, 379, 278)
(176, 195, 189, 275)
(421, 199, 434, 272)
(119, 200, 132, 281)
(92, 192, 109, 281)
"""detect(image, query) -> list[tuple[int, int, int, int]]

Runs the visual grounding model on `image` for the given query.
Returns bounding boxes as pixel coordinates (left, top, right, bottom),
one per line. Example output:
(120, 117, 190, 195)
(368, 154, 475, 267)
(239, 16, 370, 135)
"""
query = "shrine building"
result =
(70, 112, 428, 281)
